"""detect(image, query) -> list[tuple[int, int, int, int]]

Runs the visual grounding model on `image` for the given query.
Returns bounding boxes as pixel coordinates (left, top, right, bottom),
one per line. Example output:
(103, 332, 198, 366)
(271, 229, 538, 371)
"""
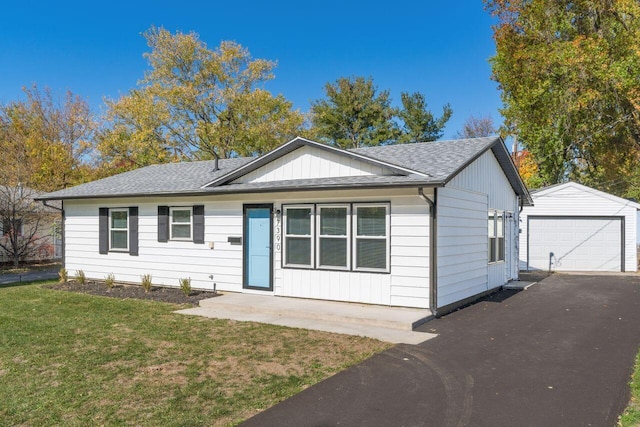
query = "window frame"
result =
(282, 204, 315, 269)
(169, 206, 193, 241)
(109, 208, 129, 252)
(488, 209, 505, 264)
(352, 203, 390, 272)
(316, 204, 351, 271)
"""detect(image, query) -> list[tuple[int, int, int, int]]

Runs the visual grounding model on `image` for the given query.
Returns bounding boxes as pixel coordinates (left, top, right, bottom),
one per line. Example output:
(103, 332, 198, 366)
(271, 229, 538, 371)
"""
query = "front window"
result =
(170, 207, 192, 240)
(354, 204, 389, 271)
(284, 205, 313, 267)
(110, 209, 128, 250)
(317, 205, 350, 269)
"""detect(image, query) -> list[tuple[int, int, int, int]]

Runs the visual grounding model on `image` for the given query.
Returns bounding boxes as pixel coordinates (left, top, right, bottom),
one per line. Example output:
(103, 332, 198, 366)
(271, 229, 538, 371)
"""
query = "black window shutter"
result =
(158, 206, 169, 242)
(129, 207, 139, 256)
(193, 205, 205, 244)
(99, 208, 108, 254)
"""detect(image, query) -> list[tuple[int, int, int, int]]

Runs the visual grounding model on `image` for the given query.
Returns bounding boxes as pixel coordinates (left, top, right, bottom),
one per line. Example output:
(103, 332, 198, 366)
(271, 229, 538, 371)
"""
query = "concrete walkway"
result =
(176, 293, 436, 344)
(242, 274, 640, 426)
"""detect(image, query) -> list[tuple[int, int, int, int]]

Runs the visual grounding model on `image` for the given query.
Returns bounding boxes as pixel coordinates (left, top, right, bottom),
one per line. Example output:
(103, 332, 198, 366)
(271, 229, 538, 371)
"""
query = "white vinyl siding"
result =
(233, 145, 392, 184)
(437, 187, 488, 308)
(442, 149, 520, 303)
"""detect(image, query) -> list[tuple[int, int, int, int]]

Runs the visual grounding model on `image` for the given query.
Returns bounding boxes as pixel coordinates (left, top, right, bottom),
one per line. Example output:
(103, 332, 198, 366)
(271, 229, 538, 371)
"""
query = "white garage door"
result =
(528, 217, 622, 272)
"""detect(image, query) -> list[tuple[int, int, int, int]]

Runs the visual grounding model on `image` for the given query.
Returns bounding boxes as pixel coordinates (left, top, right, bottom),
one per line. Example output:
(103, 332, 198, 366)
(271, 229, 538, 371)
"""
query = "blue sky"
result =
(1, 1, 501, 140)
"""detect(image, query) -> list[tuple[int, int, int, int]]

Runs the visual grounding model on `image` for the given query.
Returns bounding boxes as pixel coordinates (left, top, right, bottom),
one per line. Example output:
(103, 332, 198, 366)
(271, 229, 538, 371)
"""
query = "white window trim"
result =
(109, 208, 129, 251)
(316, 204, 351, 270)
(352, 203, 390, 272)
(170, 206, 193, 241)
(283, 204, 315, 268)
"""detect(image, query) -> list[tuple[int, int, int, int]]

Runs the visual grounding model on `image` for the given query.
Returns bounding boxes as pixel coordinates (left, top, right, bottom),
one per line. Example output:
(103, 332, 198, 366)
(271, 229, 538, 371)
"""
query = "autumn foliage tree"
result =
(98, 27, 304, 171)
(0, 85, 96, 192)
(487, 0, 640, 198)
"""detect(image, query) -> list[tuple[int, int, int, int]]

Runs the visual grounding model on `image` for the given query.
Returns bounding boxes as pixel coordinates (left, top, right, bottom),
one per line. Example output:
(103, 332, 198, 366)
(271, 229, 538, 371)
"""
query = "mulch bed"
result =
(46, 280, 219, 306)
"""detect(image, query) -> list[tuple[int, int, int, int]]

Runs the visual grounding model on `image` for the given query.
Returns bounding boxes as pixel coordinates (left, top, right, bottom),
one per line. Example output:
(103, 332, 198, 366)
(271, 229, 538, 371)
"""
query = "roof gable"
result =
(230, 144, 402, 184)
(203, 137, 426, 188)
(532, 182, 640, 210)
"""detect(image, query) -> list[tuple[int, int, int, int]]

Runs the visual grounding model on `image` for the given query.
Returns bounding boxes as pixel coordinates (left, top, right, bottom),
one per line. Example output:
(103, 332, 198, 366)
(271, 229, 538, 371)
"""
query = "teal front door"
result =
(243, 204, 273, 290)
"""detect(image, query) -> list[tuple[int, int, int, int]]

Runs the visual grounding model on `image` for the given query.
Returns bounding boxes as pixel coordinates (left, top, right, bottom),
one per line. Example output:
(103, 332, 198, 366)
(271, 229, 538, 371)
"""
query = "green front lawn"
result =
(0, 282, 390, 426)
(620, 351, 640, 426)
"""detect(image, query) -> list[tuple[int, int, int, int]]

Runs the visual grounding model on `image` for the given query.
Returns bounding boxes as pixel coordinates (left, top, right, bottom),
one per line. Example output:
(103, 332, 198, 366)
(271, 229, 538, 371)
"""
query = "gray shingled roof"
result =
(350, 137, 497, 180)
(39, 157, 253, 200)
(37, 137, 531, 204)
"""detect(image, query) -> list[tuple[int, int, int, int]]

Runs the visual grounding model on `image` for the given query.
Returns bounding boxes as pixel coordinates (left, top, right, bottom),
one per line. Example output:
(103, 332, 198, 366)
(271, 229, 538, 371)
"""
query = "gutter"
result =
(35, 181, 447, 202)
(418, 187, 438, 317)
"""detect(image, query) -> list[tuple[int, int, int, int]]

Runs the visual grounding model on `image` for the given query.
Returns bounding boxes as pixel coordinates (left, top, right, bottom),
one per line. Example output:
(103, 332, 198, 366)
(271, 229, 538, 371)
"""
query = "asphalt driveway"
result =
(242, 274, 640, 426)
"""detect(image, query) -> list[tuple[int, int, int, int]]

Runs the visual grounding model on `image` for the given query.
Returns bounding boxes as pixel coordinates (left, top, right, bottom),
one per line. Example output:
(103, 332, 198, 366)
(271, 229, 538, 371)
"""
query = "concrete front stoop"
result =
(175, 292, 436, 345)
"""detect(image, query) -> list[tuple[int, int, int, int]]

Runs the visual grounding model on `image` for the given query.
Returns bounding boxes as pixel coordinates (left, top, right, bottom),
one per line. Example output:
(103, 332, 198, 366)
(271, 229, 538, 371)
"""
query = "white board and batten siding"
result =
(270, 188, 431, 309)
(232, 145, 392, 184)
(520, 182, 639, 272)
(437, 150, 520, 307)
(64, 188, 433, 309)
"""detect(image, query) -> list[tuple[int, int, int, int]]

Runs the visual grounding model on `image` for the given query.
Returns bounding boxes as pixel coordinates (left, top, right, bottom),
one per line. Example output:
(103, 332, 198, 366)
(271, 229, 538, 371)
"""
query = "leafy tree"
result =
(99, 27, 304, 171)
(310, 76, 398, 149)
(486, 0, 640, 198)
(456, 114, 495, 139)
(513, 149, 544, 189)
(397, 92, 452, 143)
(0, 85, 96, 192)
(0, 185, 55, 267)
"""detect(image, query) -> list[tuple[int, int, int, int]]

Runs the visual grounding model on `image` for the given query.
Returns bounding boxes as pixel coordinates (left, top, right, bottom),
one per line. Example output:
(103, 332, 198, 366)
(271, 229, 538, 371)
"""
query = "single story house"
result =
(38, 136, 531, 314)
(520, 181, 640, 272)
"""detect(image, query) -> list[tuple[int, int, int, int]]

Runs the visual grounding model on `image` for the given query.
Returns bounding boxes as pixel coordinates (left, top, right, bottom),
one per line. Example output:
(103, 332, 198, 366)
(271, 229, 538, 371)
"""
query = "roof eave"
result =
(34, 180, 446, 201)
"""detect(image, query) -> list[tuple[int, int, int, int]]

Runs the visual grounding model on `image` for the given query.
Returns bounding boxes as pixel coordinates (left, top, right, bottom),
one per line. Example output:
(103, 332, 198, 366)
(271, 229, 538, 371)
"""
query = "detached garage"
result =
(521, 182, 640, 272)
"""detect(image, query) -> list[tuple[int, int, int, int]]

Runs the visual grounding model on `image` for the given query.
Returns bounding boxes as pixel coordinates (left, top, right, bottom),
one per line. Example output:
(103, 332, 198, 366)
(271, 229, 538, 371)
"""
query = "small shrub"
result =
(179, 277, 192, 297)
(58, 268, 68, 284)
(105, 273, 115, 289)
(141, 274, 152, 293)
(75, 270, 86, 286)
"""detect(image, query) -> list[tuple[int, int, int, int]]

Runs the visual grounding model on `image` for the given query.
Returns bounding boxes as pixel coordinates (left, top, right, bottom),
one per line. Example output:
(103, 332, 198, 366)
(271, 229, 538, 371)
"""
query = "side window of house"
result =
(157, 205, 204, 244)
(488, 210, 505, 263)
(99, 207, 138, 256)
(354, 204, 389, 271)
(109, 209, 129, 251)
(284, 205, 314, 268)
(317, 205, 350, 269)
(170, 207, 192, 240)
